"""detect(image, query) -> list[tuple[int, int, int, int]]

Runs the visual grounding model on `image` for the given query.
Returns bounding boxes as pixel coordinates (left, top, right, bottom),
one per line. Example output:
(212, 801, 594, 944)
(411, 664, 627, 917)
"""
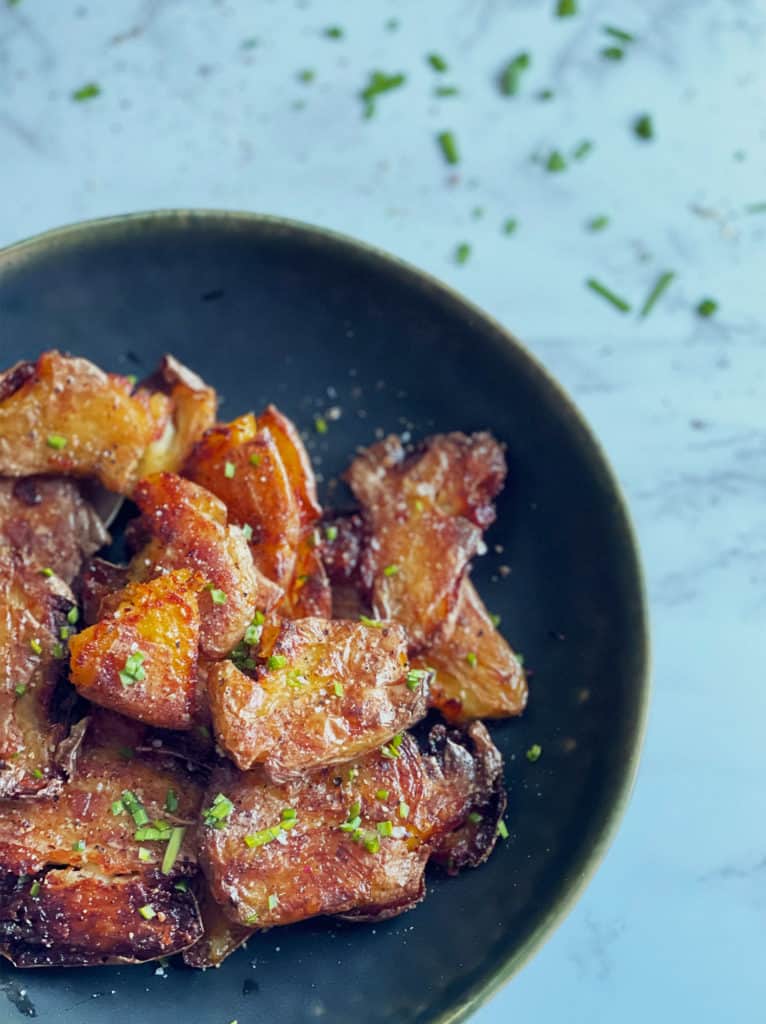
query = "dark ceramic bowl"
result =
(0, 212, 649, 1024)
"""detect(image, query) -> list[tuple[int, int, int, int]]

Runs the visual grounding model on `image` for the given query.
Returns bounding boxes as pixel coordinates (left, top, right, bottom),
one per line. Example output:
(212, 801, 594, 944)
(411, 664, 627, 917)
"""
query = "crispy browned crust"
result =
(198, 725, 499, 929)
(345, 433, 506, 651)
(0, 351, 164, 494)
(283, 531, 332, 619)
(182, 883, 254, 969)
(415, 578, 527, 722)
(131, 472, 281, 657)
(0, 550, 74, 798)
(257, 405, 322, 526)
(208, 618, 427, 778)
(0, 477, 109, 584)
(68, 569, 204, 730)
(137, 355, 218, 477)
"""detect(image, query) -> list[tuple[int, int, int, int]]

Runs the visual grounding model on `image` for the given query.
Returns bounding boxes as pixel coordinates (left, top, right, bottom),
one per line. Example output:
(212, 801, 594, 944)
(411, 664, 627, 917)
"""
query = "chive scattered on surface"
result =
(29, 638, 42, 655)
(72, 83, 100, 102)
(497, 819, 510, 839)
(314, 415, 328, 434)
(359, 615, 383, 628)
(466, 651, 478, 668)
(381, 734, 404, 759)
(325, 524, 338, 542)
(165, 789, 179, 813)
(633, 113, 654, 140)
(224, 460, 236, 479)
(267, 654, 288, 670)
(435, 85, 459, 97)
(455, 242, 471, 264)
(696, 298, 718, 317)
(499, 52, 531, 96)
(603, 25, 635, 43)
(138, 904, 156, 920)
(489, 612, 501, 627)
(46, 433, 67, 450)
(40, 567, 54, 578)
(333, 681, 344, 697)
(376, 789, 390, 801)
(119, 650, 146, 688)
(209, 588, 227, 605)
(67, 607, 79, 625)
(468, 811, 483, 824)
(526, 743, 543, 763)
(639, 270, 676, 318)
(585, 277, 632, 313)
(298, 68, 315, 84)
(502, 218, 518, 236)
(436, 130, 460, 165)
(249, 452, 261, 467)
(161, 826, 185, 874)
(202, 792, 234, 829)
(324, 25, 343, 39)
(360, 70, 406, 118)
(383, 563, 399, 576)
(546, 149, 567, 172)
(14, 684, 27, 697)
(601, 46, 624, 60)
(556, 0, 577, 17)
(572, 139, 593, 160)
(30, 880, 41, 898)
(587, 215, 610, 232)
(427, 53, 449, 73)
(268, 893, 279, 911)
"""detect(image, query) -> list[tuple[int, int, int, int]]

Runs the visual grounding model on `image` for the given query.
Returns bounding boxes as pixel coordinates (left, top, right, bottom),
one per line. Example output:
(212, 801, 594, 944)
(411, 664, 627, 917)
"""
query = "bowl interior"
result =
(0, 212, 648, 1024)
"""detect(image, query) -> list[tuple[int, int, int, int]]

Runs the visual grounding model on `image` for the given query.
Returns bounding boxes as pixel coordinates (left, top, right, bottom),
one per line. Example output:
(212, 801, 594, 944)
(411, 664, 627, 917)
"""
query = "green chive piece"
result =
(406, 668, 431, 691)
(30, 768, 44, 779)
(52, 642, 65, 659)
(696, 298, 718, 317)
(359, 70, 406, 118)
(241, 523, 254, 541)
(138, 904, 156, 920)
(72, 83, 100, 101)
(466, 652, 478, 668)
(601, 46, 624, 60)
(383, 564, 399, 577)
(111, 799, 125, 816)
(376, 820, 393, 837)
(324, 524, 338, 542)
(427, 52, 449, 72)
(209, 588, 227, 605)
(359, 615, 383, 628)
(603, 25, 635, 43)
(249, 452, 261, 467)
(165, 789, 179, 814)
(556, 0, 577, 16)
(468, 811, 483, 824)
(435, 85, 459, 97)
(46, 433, 67, 450)
(245, 912, 259, 924)
(489, 613, 501, 627)
(29, 638, 42, 655)
(573, 139, 593, 160)
(40, 567, 54, 578)
(203, 793, 234, 828)
(267, 654, 287, 670)
(138, 846, 152, 862)
(224, 460, 236, 479)
(324, 25, 343, 39)
(67, 607, 79, 625)
(585, 277, 632, 313)
(30, 880, 41, 898)
(455, 242, 471, 265)
(502, 218, 518, 236)
(280, 807, 297, 822)
(500, 51, 531, 96)
(546, 150, 567, 172)
(526, 743, 542, 763)
(437, 130, 460, 165)
(385, 17, 399, 31)
(587, 214, 610, 232)
(119, 650, 146, 688)
(639, 270, 676, 318)
(161, 826, 185, 874)
(633, 113, 654, 140)
(60, 626, 71, 640)
(244, 825, 283, 848)
(14, 684, 27, 697)
(376, 789, 390, 801)
(537, 88, 554, 101)
(398, 801, 410, 819)
(174, 879, 189, 892)
(333, 681, 344, 697)
(363, 831, 381, 854)
(298, 68, 315, 84)
(72, 839, 86, 852)
(268, 893, 279, 911)
(381, 733, 403, 760)
(347, 766, 359, 782)
(121, 790, 149, 827)
(497, 819, 510, 839)
(314, 415, 328, 434)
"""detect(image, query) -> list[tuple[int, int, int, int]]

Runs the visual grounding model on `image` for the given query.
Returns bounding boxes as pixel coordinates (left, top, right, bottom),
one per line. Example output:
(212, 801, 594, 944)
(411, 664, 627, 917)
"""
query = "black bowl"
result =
(0, 211, 649, 1024)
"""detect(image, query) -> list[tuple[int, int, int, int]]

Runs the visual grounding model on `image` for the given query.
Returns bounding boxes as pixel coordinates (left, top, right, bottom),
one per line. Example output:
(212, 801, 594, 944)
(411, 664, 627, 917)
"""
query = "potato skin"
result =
(0, 549, 74, 798)
(0, 477, 108, 584)
(69, 569, 204, 730)
(131, 472, 281, 657)
(413, 578, 527, 722)
(0, 352, 163, 494)
(208, 618, 427, 778)
(199, 725, 504, 929)
(346, 433, 506, 651)
(182, 884, 254, 969)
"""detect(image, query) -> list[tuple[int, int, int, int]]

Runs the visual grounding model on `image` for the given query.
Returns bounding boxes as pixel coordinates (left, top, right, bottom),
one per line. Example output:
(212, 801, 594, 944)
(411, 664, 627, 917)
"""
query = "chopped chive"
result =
(72, 83, 100, 102)
(375, 788, 390, 801)
(427, 53, 448, 73)
(30, 768, 44, 779)
(249, 452, 261, 467)
(465, 652, 478, 668)
(497, 819, 510, 839)
(696, 298, 718, 317)
(244, 825, 283, 848)
(499, 51, 531, 96)
(174, 879, 188, 892)
(585, 277, 632, 313)
(46, 433, 67, 450)
(203, 793, 234, 828)
(601, 46, 624, 60)
(268, 893, 279, 911)
(633, 113, 654, 140)
(381, 733, 403, 760)
(537, 88, 554, 101)
(383, 564, 399, 577)
(71, 839, 86, 852)
(435, 85, 459, 97)
(526, 743, 542, 763)
(67, 607, 79, 625)
(161, 826, 185, 874)
(280, 807, 297, 822)
(245, 912, 259, 924)
(546, 150, 567, 172)
(59, 626, 71, 640)
(241, 523, 253, 541)
(323, 525, 339, 543)
(111, 799, 125, 816)
(119, 650, 146, 688)
(14, 684, 27, 697)
(376, 820, 393, 837)
(572, 139, 593, 160)
(347, 766, 359, 782)
(363, 831, 381, 854)
(224, 460, 236, 479)
(587, 214, 610, 232)
(359, 615, 383, 628)
(360, 70, 406, 118)
(603, 25, 635, 43)
(52, 642, 65, 659)
(436, 130, 459, 165)
(324, 25, 343, 39)
(30, 880, 41, 898)
(502, 218, 518, 236)
(398, 801, 410, 819)
(208, 588, 227, 605)
(455, 242, 471, 265)
(138, 904, 156, 920)
(298, 68, 315, 84)
(468, 811, 483, 824)
(639, 270, 676, 318)
(121, 790, 149, 827)
(406, 668, 431, 691)
(40, 567, 54, 578)
(556, 0, 577, 15)
(333, 681, 344, 697)
(385, 17, 399, 31)
(489, 613, 501, 627)
(165, 789, 178, 813)
(314, 415, 328, 434)
(267, 654, 287, 670)
(29, 638, 42, 655)
(138, 846, 152, 862)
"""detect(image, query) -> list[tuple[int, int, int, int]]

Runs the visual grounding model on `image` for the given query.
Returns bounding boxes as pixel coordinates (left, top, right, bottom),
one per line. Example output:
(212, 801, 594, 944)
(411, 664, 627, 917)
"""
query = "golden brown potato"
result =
(0, 549, 74, 798)
(208, 618, 427, 778)
(284, 531, 332, 618)
(199, 723, 505, 929)
(182, 885, 254, 969)
(0, 476, 108, 584)
(131, 472, 282, 658)
(257, 404, 322, 526)
(184, 414, 301, 589)
(0, 719, 204, 966)
(69, 570, 204, 730)
(0, 351, 165, 494)
(137, 355, 218, 477)
(413, 578, 527, 722)
(346, 433, 506, 651)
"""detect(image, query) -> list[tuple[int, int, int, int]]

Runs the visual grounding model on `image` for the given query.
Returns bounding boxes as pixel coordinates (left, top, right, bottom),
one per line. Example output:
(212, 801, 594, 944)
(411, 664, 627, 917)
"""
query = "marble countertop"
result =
(1, 1, 764, 1021)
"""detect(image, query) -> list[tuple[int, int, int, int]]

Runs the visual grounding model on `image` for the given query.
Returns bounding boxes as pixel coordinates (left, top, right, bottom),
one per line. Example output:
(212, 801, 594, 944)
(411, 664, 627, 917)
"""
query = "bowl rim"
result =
(0, 209, 651, 1024)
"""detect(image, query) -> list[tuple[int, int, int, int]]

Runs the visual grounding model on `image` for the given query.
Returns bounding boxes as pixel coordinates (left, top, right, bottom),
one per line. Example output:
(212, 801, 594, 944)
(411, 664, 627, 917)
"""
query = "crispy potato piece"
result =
(284, 531, 332, 618)
(257, 404, 321, 526)
(346, 433, 506, 651)
(0, 477, 108, 584)
(137, 355, 218, 477)
(413, 578, 527, 722)
(208, 618, 426, 778)
(182, 885, 254, 969)
(0, 549, 74, 798)
(0, 351, 164, 494)
(69, 569, 204, 730)
(132, 472, 281, 657)
(199, 725, 505, 928)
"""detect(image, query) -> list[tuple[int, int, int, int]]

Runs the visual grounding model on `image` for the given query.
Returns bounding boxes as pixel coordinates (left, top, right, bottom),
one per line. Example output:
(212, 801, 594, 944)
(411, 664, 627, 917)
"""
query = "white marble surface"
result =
(1, 1, 765, 1021)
